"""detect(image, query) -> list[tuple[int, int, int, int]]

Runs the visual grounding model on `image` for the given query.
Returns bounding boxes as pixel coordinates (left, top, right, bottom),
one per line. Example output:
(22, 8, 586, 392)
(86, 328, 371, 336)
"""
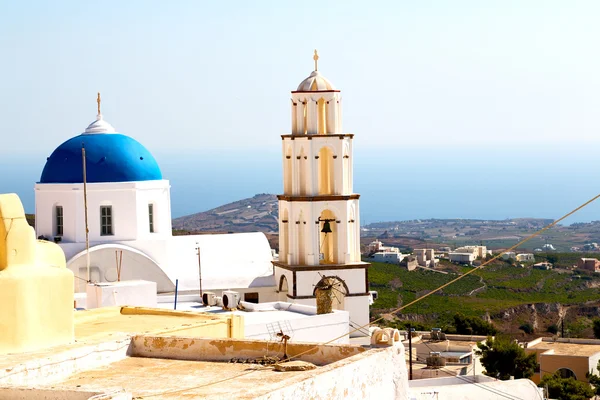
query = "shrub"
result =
(519, 323, 534, 334)
(453, 313, 498, 335)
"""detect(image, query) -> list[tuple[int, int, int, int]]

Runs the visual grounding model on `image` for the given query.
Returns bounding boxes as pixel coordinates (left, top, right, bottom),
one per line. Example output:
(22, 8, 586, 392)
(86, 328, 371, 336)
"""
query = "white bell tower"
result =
(273, 51, 370, 337)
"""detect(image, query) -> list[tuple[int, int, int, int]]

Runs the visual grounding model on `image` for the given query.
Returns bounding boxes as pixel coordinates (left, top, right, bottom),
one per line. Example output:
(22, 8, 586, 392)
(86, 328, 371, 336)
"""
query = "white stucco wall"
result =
(35, 180, 172, 243)
(279, 199, 361, 266)
(255, 341, 409, 400)
(240, 302, 350, 344)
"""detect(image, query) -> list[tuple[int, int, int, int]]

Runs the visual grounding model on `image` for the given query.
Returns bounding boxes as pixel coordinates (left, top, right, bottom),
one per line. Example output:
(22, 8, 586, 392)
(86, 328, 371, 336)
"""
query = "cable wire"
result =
(136, 192, 600, 398)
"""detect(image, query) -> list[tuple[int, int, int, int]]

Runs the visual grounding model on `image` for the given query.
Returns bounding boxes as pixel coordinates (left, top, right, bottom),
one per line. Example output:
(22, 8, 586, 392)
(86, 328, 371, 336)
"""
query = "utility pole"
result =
(408, 323, 413, 380)
(196, 243, 203, 301)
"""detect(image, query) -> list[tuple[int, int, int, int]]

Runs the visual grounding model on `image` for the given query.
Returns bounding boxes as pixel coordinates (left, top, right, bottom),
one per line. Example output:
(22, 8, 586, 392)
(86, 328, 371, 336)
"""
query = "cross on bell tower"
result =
(273, 52, 370, 337)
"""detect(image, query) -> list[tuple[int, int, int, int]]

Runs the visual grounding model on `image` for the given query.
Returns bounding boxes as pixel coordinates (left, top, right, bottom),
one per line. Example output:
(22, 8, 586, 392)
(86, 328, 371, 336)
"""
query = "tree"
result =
(540, 372, 594, 400)
(475, 335, 537, 380)
(592, 319, 600, 339)
(453, 313, 497, 335)
(586, 359, 600, 397)
(519, 323, 534, 334)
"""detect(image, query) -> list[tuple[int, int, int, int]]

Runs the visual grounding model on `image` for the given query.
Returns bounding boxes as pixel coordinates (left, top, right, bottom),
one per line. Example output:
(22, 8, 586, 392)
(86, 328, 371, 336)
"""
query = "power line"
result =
(137, 192, 600, 398)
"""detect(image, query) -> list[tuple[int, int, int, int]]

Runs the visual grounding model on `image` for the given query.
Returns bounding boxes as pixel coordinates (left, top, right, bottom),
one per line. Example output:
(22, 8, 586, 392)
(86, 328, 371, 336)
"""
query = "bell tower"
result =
(273, 51, 370, 337)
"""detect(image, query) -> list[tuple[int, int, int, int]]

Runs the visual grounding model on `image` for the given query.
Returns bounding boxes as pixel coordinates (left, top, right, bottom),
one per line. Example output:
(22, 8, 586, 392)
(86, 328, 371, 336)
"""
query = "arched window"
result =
(298, 147, 307, 195)
(317, 98, 327, 134)
(297, 218, 306, 265)
(343, 143, 350, 194)
(557, 368, 576, 380)
(317, 147, 334, 195)
(280, 209, 289, 264)
(284, 147, 292, 195)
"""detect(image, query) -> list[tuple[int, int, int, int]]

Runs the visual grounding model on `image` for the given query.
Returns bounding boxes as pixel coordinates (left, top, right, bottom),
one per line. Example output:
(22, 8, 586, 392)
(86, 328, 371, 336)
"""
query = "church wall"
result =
(280, 199, 359, 266)
(35, 180, 171, 244)
(134, 182, 172, 240)
(295, 269, 367, 297)
(282, 136, 352, 197)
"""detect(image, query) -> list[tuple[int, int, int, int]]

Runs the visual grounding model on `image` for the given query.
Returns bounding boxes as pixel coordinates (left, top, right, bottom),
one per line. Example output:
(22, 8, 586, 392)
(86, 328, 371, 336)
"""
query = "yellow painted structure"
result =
(74, 306, 244, 343)
(0, 193, 74, 354)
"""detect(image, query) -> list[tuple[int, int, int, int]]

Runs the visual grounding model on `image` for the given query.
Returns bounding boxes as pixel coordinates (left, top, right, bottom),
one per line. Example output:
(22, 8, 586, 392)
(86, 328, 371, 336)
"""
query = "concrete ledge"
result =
(0, 387, 131, 400)
(129, 335, 366, 366)
(0, 338, 130, 386)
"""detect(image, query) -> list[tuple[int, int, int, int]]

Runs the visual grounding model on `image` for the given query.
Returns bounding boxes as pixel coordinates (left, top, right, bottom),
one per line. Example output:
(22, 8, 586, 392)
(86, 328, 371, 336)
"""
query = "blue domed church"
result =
(35, 97, 275, 299)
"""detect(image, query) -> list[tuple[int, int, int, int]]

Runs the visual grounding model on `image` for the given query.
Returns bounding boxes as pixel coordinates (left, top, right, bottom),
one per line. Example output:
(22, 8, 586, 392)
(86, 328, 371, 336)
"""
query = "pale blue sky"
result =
(1, 1, 600, 222)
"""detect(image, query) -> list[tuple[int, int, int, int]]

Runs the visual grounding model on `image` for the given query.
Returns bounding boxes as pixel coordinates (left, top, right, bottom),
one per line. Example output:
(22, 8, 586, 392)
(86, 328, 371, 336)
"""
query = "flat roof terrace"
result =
(40, 335, 377, 399)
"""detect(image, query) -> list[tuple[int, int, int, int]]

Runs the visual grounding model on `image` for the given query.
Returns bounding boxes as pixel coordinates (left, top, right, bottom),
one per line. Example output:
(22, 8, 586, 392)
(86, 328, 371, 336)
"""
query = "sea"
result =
(2, 145, 599, 226)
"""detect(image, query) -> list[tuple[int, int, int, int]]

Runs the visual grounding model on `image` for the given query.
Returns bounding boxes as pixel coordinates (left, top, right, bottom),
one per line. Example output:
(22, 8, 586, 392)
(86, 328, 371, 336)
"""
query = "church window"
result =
(100, 206, 113, 236)
(244, 292, 259, 304)
(55, 206, 63, 236)
(148, 204, 155, 233)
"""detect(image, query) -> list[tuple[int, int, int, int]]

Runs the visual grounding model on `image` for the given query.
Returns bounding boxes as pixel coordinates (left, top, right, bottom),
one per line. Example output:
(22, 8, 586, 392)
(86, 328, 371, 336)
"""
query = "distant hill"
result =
(172, 193, 279, 233)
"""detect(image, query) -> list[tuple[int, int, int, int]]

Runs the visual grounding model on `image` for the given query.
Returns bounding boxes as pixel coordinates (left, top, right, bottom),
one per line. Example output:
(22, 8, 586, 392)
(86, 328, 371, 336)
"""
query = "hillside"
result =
(369, 258, 600, 338)
(172, 193, 279, 233)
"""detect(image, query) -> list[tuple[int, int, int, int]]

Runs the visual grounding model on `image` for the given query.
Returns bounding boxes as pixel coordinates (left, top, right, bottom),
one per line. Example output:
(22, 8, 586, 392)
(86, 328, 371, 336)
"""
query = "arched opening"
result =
(280, 209, 289, 264)
(302, 101, 308, 135)
(319, 209, 338, 264)
(291, 100, 297, 134)
(343, 144, 350, 194)
(284, 147, 292, 195)
(313, 275, 348, 311)
(317, 98, 327, 134)
(278, 275, 289, 301)
(317, 147, 334, 195)
(557, 368, 576, 380)
(298, 147, 307, 195)
(297, 212, 306, 265)
(348, 205, 356, 262)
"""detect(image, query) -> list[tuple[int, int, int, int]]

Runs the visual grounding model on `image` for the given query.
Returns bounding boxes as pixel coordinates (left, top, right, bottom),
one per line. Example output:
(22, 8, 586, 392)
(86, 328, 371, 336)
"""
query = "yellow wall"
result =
(0, 193, 74, 354)
(539, 354, 591, 382)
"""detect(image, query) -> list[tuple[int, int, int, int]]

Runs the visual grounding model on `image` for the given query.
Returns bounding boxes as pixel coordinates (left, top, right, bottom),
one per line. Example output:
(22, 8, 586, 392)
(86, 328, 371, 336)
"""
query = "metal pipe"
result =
(174, 279, 179, 310)
(82, 145, 90, 283)
(408, 323, 413, 380)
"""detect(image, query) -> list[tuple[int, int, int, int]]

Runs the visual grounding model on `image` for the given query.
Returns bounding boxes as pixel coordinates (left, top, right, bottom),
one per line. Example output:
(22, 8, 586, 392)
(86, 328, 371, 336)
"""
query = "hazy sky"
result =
(2, 1, 600, 222)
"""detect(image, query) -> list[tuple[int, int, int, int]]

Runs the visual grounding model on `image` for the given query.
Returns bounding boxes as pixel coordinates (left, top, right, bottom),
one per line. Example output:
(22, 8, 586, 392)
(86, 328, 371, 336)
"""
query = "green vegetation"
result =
(453, 313, 497, 335)
(368, 257, 600, 331)
(475, 335, 537, 380)
(541, 372, 595, 400)
(593, 319, 600, 340)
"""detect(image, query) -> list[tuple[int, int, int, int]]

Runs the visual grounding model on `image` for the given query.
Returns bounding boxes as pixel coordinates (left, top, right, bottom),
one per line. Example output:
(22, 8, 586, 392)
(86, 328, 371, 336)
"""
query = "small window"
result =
(244, 292, 259, 304)
(100, 206, 113, 236)
(55, 206, 63, 236)
(148, 204, 154, 233)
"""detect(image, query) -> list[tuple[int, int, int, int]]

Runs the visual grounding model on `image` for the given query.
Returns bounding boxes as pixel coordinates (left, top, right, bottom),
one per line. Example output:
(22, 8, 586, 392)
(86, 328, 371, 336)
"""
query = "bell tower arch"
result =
(274, 52, 370, 337)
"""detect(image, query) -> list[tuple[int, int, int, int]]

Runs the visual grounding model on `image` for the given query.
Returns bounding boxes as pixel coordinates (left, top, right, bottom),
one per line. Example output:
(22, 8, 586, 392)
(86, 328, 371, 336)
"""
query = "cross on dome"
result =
(295, 50, 336, 92)
(84, 92, 116, 134)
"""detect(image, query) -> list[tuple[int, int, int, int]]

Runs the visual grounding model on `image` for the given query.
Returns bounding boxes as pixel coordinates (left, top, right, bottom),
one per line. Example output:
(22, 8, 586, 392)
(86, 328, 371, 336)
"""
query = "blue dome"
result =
(40, 134, 162, 184)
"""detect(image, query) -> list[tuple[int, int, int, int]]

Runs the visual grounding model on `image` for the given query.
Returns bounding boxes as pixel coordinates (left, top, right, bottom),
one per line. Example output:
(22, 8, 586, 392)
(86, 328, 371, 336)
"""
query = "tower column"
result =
(326, 97, 337, 133)
(307, 99, 318, 134)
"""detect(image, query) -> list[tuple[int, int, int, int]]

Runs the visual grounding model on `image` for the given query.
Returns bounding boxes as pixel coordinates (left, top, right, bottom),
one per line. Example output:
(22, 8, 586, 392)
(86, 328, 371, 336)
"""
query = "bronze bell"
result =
(321, 221, 332, 234)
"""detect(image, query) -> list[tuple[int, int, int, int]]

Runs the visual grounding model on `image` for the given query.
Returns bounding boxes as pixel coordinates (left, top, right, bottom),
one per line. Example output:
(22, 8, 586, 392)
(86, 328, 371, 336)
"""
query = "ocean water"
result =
(2, 144, 599, 225)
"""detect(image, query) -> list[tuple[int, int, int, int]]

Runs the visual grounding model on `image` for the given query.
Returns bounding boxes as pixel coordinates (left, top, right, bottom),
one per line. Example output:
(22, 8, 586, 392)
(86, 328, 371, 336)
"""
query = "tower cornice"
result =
(277, 194, 360, 202)
(281, 133, 354, 140)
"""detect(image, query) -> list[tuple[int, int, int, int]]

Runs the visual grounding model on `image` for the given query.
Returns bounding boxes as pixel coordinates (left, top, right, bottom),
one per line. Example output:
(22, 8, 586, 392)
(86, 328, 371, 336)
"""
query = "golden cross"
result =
(97, 92, 101, 115)
(313, 49, 319, 71)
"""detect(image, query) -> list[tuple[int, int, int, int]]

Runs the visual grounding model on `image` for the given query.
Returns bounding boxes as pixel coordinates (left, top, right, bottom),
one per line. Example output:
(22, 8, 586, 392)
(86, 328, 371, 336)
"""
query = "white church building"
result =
(35, 53, 370, 335)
